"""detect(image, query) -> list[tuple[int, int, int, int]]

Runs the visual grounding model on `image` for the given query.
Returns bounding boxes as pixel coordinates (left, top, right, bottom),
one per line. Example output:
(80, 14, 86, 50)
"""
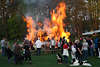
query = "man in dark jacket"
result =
(76, 40, 83, 65)
(23, 40, 32, 64)
(6, 46, 13, 63)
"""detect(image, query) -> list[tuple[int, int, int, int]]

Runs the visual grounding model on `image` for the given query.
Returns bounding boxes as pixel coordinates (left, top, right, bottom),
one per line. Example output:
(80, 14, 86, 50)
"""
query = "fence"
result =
(30, 49, 62, 55)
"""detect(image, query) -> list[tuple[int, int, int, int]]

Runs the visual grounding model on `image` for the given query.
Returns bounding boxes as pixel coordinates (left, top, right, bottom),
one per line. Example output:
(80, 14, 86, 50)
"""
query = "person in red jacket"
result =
(63, 42, 69, 64)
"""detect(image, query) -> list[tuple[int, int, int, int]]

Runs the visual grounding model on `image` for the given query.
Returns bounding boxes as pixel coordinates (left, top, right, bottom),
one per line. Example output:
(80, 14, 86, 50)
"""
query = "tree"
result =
(66, 0, 87, 38)
(0, 0, 26, 40)
(7, 14, 26, 40)
(88, 0, 100, 30)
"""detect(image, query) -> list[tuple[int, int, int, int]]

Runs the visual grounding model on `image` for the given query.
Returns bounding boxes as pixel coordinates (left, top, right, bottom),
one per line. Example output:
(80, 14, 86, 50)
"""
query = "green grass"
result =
(0, 54, 100, 67)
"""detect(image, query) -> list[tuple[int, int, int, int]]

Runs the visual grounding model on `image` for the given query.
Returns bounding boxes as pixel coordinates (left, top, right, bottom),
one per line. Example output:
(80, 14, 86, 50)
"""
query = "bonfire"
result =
(24, 2, 70, 43)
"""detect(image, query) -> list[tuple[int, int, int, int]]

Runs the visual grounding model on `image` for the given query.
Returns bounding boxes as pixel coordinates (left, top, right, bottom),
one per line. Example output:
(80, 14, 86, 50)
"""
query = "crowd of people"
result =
(0, 36, 100, 66)
(0, 38, 32, 64)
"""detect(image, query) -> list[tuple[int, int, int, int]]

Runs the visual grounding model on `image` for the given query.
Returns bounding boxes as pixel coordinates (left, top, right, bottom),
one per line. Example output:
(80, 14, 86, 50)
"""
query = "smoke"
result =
(24, 0, 51, 6)
(23, 0, 59, 19)
(24, 0, 36, 5)
(23, 0, 54, 21)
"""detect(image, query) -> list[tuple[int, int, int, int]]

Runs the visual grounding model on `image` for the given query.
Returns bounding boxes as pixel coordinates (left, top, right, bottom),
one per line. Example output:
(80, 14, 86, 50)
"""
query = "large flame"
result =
(51, 2, 70, 42)
(24, 2, 70, 43)
(23, 16, 36, 43)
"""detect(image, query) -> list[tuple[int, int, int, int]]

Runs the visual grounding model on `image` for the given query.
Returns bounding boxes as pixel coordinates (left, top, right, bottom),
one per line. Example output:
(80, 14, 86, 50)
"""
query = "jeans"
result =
(77, 53, 83, 65)
(1, 47, 5, 56)
(95, 48, 99, 56)
(14, 55, 18, 64)
(25, 50, 31, 61)
(83, 50, 88, 61)
(25, 55, 31, 61)
(37, 48, 41, 56)
(52, 46, 55, 54)
(64, 56, 68, 64)
(90, 48, 94, 56)
(98, 48, 100, 57)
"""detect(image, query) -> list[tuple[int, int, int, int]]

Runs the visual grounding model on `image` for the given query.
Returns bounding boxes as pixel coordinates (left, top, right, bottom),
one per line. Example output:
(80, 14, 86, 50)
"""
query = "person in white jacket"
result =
(35, 38, 43, 56)
(71, 42, 77, 64)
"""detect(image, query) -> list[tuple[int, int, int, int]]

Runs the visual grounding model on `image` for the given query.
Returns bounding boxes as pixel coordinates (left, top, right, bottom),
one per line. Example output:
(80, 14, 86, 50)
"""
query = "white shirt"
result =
(51, 40, 55, 46)
(71, 45, 76, 53)
(63, 49, 69, 56)
(1, 40, 5, 47)
(58, 42, 61, 47)
(35, 40, 43, 48)
(82, 42, 88, 50)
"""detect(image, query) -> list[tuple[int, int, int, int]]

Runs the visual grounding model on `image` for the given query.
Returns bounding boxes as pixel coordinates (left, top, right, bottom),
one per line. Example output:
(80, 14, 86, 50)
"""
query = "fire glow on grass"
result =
(24, 2, 70, 43)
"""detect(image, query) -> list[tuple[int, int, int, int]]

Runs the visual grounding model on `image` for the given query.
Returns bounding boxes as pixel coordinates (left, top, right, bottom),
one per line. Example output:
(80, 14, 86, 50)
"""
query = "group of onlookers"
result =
(0, 38, 32, 64)
(55, 37, 100, 65)
(0, 36, 100, 65)
(59, 37, 100, 65)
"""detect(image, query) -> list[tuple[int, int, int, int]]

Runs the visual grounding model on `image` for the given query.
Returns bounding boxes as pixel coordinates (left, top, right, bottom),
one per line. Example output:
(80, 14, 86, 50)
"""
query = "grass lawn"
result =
(0, 54, 100, 67)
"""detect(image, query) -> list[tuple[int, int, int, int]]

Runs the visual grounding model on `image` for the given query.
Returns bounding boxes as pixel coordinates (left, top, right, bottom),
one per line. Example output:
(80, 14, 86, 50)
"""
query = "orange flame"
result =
(24, 2, 70, 43)
(51, 2, 70, 42)
(23, 16, 36, 43)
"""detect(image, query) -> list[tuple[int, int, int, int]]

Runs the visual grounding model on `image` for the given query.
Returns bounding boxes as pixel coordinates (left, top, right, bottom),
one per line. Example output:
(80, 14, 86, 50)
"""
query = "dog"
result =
(56, 53, 63, 64)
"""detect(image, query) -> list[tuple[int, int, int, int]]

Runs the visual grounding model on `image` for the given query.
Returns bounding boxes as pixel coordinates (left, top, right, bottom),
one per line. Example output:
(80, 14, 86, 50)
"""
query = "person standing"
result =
(59, 38, 62, 49)
(86, 38, 94, 56)
(23, 40, 32, 64)
(35, 38, 43, 56)
(46, 38, 50, 54)
(0, 38, 6, 56)
(6, 46, 13, 63)
(13, 43, 22, 64)
(55, 40, 58, 51)
(94, 37, 99, 56)
(50, 38, 56, 54)
(76, 40, 83, 65)
(98, 38, 100, 58)
(82, 39, 89, 62)
(61, 37, 66, 54)
(58, 40, 61, 49)
(71, 42, 76, 64)
(89, 38, 94, 56)
(63, 42, 69, 64)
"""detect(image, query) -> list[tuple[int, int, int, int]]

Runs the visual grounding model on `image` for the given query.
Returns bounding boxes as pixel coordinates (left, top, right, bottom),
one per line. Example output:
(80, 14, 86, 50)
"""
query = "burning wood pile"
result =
(23, 2, 70, 43)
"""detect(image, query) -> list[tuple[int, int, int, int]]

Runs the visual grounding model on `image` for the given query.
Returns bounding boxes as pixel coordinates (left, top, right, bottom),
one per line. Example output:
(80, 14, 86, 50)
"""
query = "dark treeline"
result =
(0, 0, 100, 40)
(0, 0, 26, 40)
